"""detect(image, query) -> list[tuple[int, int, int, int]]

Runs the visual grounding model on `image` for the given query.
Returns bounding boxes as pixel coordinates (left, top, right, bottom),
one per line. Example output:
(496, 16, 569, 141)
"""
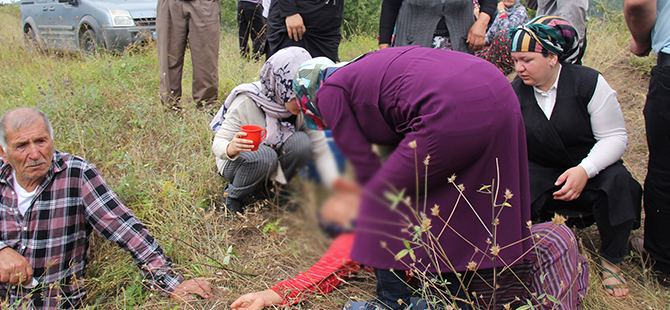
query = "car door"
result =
(43, 0, 79, 51)
(20, 0, 50, 45)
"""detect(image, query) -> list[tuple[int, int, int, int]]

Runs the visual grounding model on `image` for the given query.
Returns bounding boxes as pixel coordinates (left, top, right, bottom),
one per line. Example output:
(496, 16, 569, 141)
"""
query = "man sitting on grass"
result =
(0, 107, 211, 308)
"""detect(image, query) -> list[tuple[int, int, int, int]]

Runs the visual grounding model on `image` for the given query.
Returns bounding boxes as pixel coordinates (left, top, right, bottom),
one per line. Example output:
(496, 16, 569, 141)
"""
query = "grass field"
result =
(0, 3, 668, 309)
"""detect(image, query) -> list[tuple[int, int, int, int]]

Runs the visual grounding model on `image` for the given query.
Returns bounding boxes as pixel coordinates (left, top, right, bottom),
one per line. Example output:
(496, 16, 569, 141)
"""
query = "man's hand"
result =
(629, 37, 652, 56)
(230, 289, 283, 309)
(553, 166, 588, 201)
(379, 43, 390, 50)
(0, 247, 33, 286)
(227, 132, 255, 158)
(467, 15, 490, 51)
(285, 14, 306, 41)
(170, 277, 212, 302)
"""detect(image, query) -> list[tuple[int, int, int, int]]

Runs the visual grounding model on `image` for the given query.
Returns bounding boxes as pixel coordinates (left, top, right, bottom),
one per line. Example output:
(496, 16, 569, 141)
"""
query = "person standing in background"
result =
(624, 0, 670, 287)
(475, 0, 530, 74)
(238, 0, 266, 60)
(156, 0, 221, 111)
(265, 0, 344, 62)
(377, 0, 496, 53)
(535, 0, 588, 63)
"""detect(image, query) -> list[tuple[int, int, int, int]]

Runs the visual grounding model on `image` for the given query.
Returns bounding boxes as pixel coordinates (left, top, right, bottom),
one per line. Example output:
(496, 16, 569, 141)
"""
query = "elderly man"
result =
(624, 0, 670, 287)
(0, 108, 211, 308)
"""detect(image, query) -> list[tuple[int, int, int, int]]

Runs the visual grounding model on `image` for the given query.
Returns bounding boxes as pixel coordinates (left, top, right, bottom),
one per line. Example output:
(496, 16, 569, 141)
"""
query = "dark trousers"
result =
(644, 63, 670, 275)
(237, 1, 266, 60)
(532, 189, 634, 264)
(375, 269, 411, 310)
(374, 269, 470, 309)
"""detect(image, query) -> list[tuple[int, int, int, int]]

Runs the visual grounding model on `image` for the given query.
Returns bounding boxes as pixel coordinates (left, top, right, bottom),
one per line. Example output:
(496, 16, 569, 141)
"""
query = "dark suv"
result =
(20, 0, 157, 55)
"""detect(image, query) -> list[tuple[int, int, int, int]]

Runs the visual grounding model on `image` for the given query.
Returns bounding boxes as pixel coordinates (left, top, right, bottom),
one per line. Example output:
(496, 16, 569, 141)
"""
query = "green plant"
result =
(0, 2, 667, 308)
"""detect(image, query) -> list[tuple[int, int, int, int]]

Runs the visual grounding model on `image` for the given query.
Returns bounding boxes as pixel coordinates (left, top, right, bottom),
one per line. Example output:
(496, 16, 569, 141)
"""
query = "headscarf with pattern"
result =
(509, 15, 581, 64)
(293, 57, 338, 130)
(210, 46, 312, 148)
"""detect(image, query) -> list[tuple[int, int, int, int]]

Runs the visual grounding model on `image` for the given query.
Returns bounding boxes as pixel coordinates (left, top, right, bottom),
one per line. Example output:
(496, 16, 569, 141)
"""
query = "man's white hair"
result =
(0, 108, 54, 151)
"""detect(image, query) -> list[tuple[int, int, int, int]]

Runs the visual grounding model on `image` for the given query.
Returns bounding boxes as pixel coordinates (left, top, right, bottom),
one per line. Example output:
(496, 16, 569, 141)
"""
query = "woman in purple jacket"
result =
(293, 46, 532, 309)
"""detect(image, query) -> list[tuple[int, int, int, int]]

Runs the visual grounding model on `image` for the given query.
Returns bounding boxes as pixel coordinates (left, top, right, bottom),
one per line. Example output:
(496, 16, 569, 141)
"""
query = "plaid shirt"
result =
(0, 151, 183, 309)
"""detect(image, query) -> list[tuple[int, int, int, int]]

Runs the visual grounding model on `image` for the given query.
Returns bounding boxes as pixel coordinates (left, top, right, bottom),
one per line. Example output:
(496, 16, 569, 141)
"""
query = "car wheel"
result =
(79, 28, 99, 57)
(24, 26, 42, 53)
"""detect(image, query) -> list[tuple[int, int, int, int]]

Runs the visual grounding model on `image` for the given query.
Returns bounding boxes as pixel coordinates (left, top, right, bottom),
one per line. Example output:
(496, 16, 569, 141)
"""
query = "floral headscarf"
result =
(510, 15, 581, 64)
(210, 46, 312, 148)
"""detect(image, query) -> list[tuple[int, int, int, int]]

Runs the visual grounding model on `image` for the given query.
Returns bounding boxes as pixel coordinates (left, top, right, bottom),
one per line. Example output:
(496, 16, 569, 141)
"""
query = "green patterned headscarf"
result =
(293, 57, 336, 130)
(510, 15, 582, 63)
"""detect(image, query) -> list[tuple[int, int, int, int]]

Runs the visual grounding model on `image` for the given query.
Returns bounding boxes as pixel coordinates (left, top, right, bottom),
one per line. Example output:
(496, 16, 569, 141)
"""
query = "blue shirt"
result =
(653, 0, 670, 55)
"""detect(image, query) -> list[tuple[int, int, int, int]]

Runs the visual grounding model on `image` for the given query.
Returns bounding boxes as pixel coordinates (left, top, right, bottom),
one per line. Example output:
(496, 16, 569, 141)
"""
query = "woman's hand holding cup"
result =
(226, 131, 255, 157)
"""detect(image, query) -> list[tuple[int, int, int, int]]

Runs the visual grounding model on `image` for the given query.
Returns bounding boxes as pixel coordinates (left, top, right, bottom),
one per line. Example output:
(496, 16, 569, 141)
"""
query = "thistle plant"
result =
(370, 140, 583, 310)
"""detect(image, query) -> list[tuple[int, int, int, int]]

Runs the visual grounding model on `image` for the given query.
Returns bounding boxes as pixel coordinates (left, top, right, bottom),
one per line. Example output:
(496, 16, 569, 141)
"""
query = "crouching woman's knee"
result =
(241, 145, 279, 178)
(283, 131, 312, 162)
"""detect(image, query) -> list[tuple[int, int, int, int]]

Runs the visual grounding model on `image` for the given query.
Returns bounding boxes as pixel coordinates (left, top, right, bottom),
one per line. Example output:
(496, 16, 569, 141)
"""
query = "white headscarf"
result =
(210, 47, 313, 148)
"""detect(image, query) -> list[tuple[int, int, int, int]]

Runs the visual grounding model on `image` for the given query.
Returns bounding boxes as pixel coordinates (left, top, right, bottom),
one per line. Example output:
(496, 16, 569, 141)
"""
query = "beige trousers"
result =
(156, 0, 220, 107)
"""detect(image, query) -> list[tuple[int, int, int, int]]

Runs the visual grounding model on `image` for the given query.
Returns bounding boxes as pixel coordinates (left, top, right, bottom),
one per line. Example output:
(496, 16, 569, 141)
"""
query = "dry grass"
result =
(0, 2, 668, 309)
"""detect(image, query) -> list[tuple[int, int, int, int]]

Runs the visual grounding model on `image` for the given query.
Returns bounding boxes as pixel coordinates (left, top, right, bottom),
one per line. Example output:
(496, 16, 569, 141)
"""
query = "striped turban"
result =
(510, 15, 582, 64)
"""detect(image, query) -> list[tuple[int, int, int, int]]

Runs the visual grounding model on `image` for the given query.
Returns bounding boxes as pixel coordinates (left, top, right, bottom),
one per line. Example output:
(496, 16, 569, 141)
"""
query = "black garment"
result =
(238, 0, 266, 60)
(374, 269, 471, 310)
(512, 64, 642, 262)
(525, 0, 537, 10)
(643, 63, 670, 275)
(531, 166, 639, 263)
(378, 0, 496, 46)
(374, 269, 412, 310)
(266, 0, 343, 61)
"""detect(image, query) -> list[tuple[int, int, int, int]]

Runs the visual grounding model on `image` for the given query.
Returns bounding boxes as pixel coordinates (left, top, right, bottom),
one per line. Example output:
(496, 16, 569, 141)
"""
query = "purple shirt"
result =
(0, 151, 183, 309)
(315, 46, 532, 273)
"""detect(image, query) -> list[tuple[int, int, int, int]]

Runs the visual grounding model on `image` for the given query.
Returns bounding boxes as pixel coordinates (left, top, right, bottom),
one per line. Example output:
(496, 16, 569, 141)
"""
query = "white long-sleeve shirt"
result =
(533, 65, 628, 178)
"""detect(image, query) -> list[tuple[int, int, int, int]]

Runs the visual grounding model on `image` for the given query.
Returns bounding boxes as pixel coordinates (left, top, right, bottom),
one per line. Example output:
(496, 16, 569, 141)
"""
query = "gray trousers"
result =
(156, 0, 220, 107)
(223, 131, 312, 200)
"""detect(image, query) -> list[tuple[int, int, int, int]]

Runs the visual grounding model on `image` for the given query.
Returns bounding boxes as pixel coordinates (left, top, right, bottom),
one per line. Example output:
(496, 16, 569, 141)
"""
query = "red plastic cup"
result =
(241, 125, 267, 151)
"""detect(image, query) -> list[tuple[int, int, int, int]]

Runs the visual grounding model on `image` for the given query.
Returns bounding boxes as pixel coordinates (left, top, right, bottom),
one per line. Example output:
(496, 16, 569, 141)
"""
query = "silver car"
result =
(20, 0, 157, 54)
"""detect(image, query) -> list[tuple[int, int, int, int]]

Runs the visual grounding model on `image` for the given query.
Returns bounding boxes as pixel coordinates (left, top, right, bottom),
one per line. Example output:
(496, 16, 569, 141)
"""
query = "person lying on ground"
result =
(230, 192, 589, 310)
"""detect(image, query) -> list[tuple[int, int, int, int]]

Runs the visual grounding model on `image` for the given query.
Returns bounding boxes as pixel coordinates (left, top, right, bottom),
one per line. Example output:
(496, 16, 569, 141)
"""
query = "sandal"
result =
(602, 266, 628, 297)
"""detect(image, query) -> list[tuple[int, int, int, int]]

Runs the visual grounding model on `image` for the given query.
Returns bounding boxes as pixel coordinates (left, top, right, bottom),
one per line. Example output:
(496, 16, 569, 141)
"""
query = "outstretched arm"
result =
(624, 0, 657, 56)
(230, 290, 283, 309)
(230, 233, 359, 309)
(170, 277, 213, 302)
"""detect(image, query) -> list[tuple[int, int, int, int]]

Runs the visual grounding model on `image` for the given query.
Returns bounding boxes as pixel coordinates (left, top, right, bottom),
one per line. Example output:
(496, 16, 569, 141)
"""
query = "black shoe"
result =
(222, 196, 244, 217)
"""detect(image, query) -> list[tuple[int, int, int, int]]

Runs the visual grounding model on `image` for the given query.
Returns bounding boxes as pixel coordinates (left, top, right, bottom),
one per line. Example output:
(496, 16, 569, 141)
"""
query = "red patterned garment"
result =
(271, 223, 588, 309)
